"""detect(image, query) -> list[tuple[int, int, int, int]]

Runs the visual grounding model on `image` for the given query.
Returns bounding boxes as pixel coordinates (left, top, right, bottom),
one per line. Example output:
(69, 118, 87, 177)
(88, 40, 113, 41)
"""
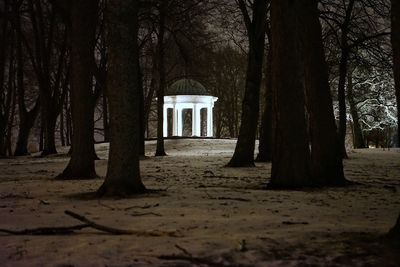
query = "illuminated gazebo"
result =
(163, 79, 218, 137)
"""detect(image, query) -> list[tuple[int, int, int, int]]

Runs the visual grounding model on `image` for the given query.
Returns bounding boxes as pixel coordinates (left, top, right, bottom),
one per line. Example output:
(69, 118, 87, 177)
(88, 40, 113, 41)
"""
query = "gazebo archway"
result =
(163, 79, 218, 137)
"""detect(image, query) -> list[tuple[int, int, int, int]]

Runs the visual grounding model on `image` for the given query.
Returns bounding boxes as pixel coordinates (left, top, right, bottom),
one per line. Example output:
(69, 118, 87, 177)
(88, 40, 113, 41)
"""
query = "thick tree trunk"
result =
(14, 105, 39, 156)
(14, 3, 40, 156)
(347, 72, 366, 149)
(392, 0, 400, 147)
(227, 0, 267, 167)
(138, 57, 145, 157)
(0, 1, 10, 156)
(256, 46, 273, 162)
(57, 0, 98, 179)
(388, 213, 400, 241)
(0, 33, 15, 158)
(97, 0, 146, 196)
(41, 109, 58, 156)
(268, 0, 312, 188)
(155, 1, 167, 157)
(300, 0, 347, 186)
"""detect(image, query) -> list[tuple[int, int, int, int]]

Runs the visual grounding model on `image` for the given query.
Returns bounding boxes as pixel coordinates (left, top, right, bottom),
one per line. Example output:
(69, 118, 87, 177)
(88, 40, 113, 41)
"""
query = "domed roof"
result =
(166, 79, 208, 96)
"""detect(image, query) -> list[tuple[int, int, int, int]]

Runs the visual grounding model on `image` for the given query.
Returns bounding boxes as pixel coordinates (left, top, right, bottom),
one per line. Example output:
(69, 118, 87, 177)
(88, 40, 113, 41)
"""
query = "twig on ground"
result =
(174, 244, 192, 257)
(64, 210, 180, 236)
(0, 224, 89, 235)
(282, 221, 309, 225)
(0, 193, 33, 199)
(124, 203, 159, 211)
(0, 210, 182, 237)
(204, 195, 251, 202)
(216, 197, 251, 202)
(130, 211, 162, 217)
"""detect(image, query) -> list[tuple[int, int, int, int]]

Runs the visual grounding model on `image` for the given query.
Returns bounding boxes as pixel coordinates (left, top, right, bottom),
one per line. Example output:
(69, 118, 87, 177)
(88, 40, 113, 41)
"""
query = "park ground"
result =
(0, 139, 399, 266)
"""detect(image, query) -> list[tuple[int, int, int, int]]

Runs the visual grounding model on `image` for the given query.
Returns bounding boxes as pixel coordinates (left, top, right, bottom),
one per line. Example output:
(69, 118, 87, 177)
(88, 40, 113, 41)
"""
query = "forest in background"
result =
(0, 0, 397, 157)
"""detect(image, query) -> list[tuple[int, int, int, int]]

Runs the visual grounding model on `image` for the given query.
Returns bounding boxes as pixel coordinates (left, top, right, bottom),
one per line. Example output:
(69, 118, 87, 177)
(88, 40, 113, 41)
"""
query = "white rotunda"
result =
(163, 79, 218, 137)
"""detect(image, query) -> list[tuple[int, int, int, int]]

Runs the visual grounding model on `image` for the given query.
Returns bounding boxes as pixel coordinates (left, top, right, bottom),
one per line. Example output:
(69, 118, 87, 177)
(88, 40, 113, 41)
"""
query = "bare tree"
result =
(97, 0, 146, 196)
(57, 0, 99, 179)
(12, 0, 40, 156)
(27, 0, 69, 156)
(268, 0, 311, 188)
(300, 0, 347, 186)
(227, 0, 267, 167)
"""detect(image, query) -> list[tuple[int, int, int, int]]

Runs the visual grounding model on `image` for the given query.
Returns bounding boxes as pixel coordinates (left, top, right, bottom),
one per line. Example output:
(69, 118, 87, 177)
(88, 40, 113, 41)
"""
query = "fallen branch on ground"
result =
(64, 210, 180, 236)
(0, 210, 182, 237)
(0, 224, 89, 235)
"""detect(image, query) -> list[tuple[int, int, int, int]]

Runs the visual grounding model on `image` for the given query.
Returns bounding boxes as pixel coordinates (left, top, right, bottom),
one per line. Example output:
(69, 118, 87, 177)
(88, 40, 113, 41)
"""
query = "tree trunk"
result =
(337, 49, 349, 159)
(14, 96, 40, 156)
(0, 31, 15, 157)
(268, 0, 312, 188)
(65, 93, 72, 146)
(227, 0, 267, 167)
(392, 0, 400, 147)
(155, 0, 167, 157)
(0, 0, 10, 157)
(102, 94, 110, 142)
(337, 0, 355, 159)
(300, 0, 347, 186)
(138, 57, 145, 157)
(41, 110, 58, 156)
(97, 0, 146, 196)
(13, 2, 40, 156)
(57, 0, 98, 179)
(347, 71, 366, 149)
(256, 45, 273, 162)
(388, 213, 400, 240)
(27, 0, 68, 157)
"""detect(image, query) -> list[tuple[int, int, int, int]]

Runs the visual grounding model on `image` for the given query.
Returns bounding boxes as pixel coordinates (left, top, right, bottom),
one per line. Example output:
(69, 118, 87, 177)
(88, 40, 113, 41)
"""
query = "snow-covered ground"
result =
(0, 139, 399, 266)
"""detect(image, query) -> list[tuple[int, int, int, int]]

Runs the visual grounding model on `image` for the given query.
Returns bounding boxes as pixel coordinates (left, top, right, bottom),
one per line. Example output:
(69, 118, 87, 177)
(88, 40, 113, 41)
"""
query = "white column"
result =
(192, 105, 196, 137)
(207, 105, 213, 137)
(173, 105, 178, 136)
(177, 107, 183, 136)
(163, 106, 168, 137)
(195, 105, 201, 136)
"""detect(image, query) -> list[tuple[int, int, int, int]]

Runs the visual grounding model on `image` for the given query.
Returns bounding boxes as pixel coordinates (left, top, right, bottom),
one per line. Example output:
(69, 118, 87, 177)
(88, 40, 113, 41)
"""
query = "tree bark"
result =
(0, 0, 12, 157)
(300, 0, 347, 186)
(97, 0, 146, 196)
(256, 44, 273, 162)
(13, 1, 40, 156)
(388, 213, 400, 240)
(138, 57, 145, 157)
(392, 0, 400, 147)
(57, 0, 98, 179)
(0, 29, 15, 158)
(347, 71, 366, 149)
(268, 0, 312, 188)
(102, 93, 110, 142)
(337, 0, 355, 159)
(155, 0, 167, 157)
(227, 0, 267, 167)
